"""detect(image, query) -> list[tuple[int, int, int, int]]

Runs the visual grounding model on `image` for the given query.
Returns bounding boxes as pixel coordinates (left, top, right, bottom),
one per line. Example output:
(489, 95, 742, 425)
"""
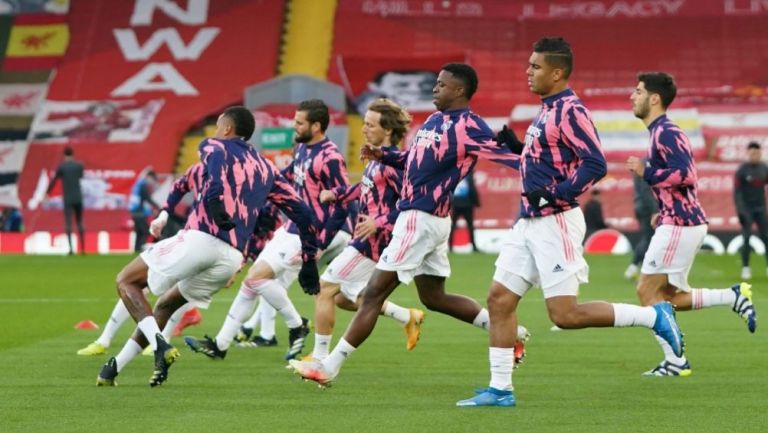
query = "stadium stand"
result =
(3, 0, 768, 253)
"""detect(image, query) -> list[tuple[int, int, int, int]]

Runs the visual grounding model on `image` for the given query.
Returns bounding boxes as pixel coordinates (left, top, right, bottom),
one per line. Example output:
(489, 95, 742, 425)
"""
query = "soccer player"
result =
(145, 175, 284, 353)
(734, 141, 768, 280)
(95, 106, 320, 387)
(289, 63, 528, 386)
(626, 72, 757, 377)
(77, 163, 207, 356)
(456, 37, 686, 408)
(309, 98, 425, 358)
(184, 99, 350, 362)
(79, 164, 285, 357)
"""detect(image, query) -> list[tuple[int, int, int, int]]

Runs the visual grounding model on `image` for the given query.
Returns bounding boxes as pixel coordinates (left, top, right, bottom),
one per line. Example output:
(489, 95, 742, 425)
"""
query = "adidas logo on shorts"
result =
(552, 264, 564, 272)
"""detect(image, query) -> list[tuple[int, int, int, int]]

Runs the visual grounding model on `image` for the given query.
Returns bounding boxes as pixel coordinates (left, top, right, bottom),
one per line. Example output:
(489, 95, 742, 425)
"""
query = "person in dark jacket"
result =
(583, 188, 609, 241)
(734, 141, 768, 280)
(450, 171, 480, 252)
(128, 168, 160, 252)
(625, 169, 658, 280)
(46, 146, 85, 255)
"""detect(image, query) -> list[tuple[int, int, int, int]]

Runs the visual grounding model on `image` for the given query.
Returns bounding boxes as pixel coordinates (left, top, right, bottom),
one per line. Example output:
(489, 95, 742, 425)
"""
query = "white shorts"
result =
(493, 208, 588, 298)
(257, 227, 302, 288)
(641, 224, 707, 292)
(321, 230, 352, 265)
(141, 229, 243, 308)
(376, 210, 451, 285)
(321, 245, 376, 302)
(258, 227, 351, 288)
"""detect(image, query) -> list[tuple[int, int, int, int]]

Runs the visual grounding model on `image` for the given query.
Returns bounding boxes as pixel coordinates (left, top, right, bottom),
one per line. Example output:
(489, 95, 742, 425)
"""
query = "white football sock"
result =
(624, 263, 639, 279)
(472, 308, 490, 330)
(96, 299, 131, 347)
(517, 325, 529, 340)
(654, 334, 687, 364)
(322, 338, 356, 377)
(257, 279, 302, 329)
(691, 288, 736, 310)
(382, 301, 411, 325)
(612, 303, 656, 328)
(259, 302, 277, 339)
(137, 317, 162, 350)
(312, 333, 332, 360)
(216, 285, 259, 351)
(489, 347, 515, 391)
(243, 302, 262, 330)
(114, 338, 142, 373)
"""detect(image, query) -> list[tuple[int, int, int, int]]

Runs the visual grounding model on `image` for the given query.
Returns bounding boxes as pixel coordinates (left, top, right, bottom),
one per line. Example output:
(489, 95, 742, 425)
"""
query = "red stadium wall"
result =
(472, 160, 740, 232)
(331, 0, 768, 234)
(13, 0, 768, 249)
(20, 0, 284, 232)
(331, 0, 768, 115)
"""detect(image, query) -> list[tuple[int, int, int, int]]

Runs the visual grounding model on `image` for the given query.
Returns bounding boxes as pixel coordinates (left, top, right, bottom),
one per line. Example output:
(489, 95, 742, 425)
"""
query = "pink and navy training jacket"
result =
(643, 114, 707, 226)
(163, 162, 203, 212)
(163, 162, 284, 260)
(380, 108, 517, 217)
(281, 138, 350, 248)
(187, 138, 317, 259)
(333, 155, 403, 261)
(519, 88, 607, 218)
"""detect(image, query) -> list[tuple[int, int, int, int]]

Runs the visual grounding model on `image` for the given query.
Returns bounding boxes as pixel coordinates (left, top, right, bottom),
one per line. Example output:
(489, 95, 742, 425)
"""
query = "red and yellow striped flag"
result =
(3, 15, 69, 71)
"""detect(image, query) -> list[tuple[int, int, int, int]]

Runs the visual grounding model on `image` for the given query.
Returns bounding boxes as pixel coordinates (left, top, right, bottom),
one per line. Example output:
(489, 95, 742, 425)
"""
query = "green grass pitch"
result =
(0, 253, 764, 433)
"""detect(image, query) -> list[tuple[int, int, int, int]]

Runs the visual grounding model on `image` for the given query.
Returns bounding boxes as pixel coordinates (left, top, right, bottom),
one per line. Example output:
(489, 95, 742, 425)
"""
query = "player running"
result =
(184, 99, 350, 362)
(457, 38, 687, 408)
(309, 98, 425, 358)
(95, 107, 319, 387)
(78, 163, 205, 357)
(626, 71, 757, 377)
(289, 63, 529, 387)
